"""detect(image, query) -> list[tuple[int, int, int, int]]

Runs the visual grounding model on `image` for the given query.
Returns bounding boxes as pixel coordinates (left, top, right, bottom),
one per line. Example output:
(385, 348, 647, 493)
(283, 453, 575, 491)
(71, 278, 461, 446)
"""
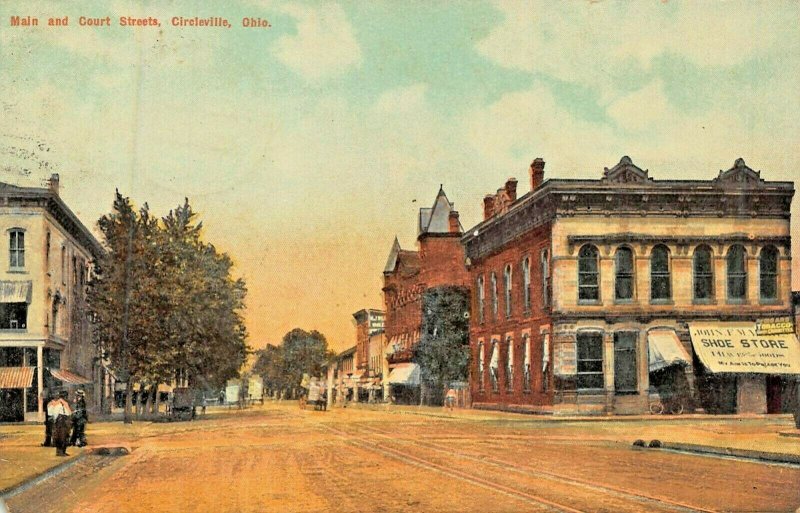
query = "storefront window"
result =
(614, 332, 638, 394)
(576, 332, 603, 390)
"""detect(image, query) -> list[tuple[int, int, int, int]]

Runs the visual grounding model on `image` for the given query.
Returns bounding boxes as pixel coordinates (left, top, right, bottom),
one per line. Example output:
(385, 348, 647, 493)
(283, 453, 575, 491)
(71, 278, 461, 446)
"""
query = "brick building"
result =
(352, 308, 385, 402)
(382, 187, 470, 402)
(464, 157, 798, 415)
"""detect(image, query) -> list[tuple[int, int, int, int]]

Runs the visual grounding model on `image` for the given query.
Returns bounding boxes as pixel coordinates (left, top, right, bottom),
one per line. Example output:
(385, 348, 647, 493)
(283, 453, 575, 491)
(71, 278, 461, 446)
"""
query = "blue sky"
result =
(1, 0, 798, 349)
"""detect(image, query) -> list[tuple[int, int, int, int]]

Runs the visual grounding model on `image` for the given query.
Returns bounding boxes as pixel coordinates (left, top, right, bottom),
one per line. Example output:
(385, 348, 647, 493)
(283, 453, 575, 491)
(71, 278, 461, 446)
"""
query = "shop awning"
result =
(648, 330, 692, 372)
(0, 366, 34, 389)
(0, 281, 32, 303)
(49, 368, 93, 385)
(387, 363, 420, 386)
(689, 323, 800, 374)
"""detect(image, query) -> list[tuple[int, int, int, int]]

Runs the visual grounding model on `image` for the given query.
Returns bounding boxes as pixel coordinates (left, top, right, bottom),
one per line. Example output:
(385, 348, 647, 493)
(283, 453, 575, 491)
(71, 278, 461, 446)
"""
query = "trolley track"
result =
(351, 421, 720, 513)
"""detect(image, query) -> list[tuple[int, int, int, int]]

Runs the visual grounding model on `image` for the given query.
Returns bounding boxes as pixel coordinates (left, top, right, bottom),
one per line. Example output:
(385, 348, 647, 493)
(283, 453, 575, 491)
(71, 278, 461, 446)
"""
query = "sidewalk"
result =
(344, 402, 800, 460)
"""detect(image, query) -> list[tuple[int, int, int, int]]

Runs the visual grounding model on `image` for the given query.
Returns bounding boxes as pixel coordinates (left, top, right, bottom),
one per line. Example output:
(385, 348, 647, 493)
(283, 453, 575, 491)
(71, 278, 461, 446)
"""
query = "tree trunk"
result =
(124, 386, 133, 424)
(151, 384, 159, 415)
(145, 384, 155, 415)
(135, 383, 144, 417)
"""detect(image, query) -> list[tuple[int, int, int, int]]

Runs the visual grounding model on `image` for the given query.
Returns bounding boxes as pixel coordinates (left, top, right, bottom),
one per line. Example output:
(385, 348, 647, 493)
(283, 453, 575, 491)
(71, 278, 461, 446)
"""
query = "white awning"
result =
(542, 333, 550, 372)
(689, 323, 800, 374)
(0, 281, 32, 303)
(648, 330, 692, 372)
(489, 342, 499, 369)
(387, 363, 420, 386)
(523, 337, 531, 367)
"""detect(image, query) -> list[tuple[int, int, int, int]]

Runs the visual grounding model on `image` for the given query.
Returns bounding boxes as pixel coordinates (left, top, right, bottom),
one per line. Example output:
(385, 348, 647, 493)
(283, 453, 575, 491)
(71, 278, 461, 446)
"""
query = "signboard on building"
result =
(689, 323, 800, 374)
(755, 316, 795, 336)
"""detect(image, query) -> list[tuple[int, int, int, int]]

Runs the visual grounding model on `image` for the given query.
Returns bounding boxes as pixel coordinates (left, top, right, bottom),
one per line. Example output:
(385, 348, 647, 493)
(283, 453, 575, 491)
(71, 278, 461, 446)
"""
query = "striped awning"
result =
(0, 281, 32, 303)
(0, 366, 35, 389)
(49, 368, 93, 385)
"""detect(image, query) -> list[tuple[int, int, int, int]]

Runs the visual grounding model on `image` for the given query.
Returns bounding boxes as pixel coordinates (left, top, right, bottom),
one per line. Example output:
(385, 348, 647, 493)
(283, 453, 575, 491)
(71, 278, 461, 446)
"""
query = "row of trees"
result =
(88, 192, 248, 422)
(253, 329, 334, 399)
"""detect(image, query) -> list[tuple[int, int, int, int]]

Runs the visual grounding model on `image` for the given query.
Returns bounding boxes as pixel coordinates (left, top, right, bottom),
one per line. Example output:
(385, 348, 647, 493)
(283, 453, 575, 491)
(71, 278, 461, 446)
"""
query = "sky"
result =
(0, 1, 798, 352)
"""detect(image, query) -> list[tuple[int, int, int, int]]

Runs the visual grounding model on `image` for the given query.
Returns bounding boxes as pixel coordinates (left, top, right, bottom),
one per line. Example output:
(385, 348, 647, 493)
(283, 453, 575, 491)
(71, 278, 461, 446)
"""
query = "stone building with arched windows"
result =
(463, 156, 797, 415)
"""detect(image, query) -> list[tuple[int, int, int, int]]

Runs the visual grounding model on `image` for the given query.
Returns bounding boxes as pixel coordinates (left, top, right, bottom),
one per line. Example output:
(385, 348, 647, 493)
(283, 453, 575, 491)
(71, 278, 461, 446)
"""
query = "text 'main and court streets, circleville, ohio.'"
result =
(9, 15, 271, 29)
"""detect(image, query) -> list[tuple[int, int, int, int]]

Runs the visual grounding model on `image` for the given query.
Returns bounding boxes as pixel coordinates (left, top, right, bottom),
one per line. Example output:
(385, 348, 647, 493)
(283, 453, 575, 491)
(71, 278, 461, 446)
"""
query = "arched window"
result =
(522, 257, 531, 312)
(478, 341, 485, 391)
(9, 229, 24, 268)
(578, 245, 599, 301)
(650, 245, 671, 301)
(693, 245, 714, 300)
(727, 244, 747, 300)
(759, 246, 778, 300)
(489, 339, 499, 392)
(541, 249, 550, 307)
(522, 334, 531, 392)
(615, 247, 634, 301)
(505, 336, 514, 391)
(504, 265, 512, 317)
(476, 276, 485, 323)
(490, 272, 498, 319)
(61, 246, 66, 285)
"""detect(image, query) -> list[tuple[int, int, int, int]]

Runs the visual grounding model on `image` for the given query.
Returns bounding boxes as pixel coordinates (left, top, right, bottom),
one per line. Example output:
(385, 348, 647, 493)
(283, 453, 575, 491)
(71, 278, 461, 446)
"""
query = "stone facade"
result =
(464, 157, 795, 415)
(0, 176, 103, 421)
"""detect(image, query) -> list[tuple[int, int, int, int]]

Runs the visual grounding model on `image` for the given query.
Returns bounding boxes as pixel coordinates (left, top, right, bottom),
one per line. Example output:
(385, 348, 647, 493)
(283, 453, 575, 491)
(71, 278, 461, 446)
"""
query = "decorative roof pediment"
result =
(714, 158, 763, 187)
(602, 156, 651, 184)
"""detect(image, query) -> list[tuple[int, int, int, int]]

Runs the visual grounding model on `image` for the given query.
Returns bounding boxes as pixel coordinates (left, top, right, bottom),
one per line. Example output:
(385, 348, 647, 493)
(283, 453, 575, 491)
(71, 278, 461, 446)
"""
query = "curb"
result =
(657, 442, 800, 465)
(0, 453, 87, 500)
(346, 403, 795, 424)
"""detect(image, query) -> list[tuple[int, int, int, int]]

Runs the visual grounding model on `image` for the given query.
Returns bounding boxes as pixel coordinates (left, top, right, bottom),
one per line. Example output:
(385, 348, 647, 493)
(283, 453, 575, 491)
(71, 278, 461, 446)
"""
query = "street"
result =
(4, 403, 800, 513)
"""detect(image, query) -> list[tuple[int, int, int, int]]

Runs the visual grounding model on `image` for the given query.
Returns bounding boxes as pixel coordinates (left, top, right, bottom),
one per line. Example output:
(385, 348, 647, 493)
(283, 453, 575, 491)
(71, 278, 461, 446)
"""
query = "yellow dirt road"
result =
(7, 404, 800, 513)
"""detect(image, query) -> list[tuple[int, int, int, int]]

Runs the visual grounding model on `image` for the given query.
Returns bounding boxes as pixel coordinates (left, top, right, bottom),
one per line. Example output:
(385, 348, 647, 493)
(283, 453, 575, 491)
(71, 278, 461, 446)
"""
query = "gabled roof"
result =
(383, 236, 421, 276)
(418, 186, 462, 235)
(383, 236, 402, 273)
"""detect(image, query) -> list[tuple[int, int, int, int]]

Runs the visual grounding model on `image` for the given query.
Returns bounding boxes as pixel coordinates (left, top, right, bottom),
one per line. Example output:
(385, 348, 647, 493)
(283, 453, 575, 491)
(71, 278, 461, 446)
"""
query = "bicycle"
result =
(648, 395, 685, 415)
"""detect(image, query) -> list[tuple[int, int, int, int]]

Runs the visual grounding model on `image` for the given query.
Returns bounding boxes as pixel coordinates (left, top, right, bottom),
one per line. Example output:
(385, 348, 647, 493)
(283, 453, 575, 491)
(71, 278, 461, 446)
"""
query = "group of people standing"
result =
(42, 389, 88, 456)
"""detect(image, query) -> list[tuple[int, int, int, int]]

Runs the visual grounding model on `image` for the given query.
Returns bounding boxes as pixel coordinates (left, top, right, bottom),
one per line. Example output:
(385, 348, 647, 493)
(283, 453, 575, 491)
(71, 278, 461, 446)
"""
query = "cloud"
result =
(273, 3, 362, 82)
(477, 1, 799, 95)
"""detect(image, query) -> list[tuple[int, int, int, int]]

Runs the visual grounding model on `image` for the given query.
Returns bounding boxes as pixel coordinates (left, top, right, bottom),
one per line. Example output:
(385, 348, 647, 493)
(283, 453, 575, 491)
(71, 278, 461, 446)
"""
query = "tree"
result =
(253, 329, 335, 399)
(414, 286, 471, 406)
(88, 193, 248, 421)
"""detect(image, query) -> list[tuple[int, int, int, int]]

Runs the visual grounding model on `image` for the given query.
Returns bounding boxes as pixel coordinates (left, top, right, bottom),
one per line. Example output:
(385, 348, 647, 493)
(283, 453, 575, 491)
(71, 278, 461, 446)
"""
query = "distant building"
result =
(0, 175, 104, 422)
(382, 187, 470, 403)
(463, 157, 797, 415)
(333, 345, 357, 403)
(352, 308, 385, 402)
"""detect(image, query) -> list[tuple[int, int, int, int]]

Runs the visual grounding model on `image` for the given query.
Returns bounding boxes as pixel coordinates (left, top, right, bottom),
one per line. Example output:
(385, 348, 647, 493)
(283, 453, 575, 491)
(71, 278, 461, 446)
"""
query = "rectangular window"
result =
(615, 248, 634, 301)
(522, 257, 531, 312)
(614, 332, 638, 394)
(0, 303, 27, 330)
(577, 332, 604, 390)
(541, 250, 550, 307)
(477, 276, 485, 324)
(9, 230, 24, 268)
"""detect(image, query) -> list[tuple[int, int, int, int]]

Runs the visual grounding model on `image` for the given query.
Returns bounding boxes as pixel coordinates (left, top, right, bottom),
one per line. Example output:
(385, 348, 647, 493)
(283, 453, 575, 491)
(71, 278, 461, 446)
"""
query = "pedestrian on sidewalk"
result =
(70, 389, 88, 447)
(47, 390, 72, 457)
(445, 387, 457, 412)
(41, 389, 54, 447)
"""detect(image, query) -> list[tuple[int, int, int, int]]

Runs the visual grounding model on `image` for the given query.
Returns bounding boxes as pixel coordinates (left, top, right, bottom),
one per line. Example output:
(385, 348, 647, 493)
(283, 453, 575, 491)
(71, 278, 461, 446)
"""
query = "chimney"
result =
(483, 195, 495, 220)
(530, 158, 545, 191)
(48, 173, 60, 195)
(448, 210, 461, 233)
(505, 178, 518, 202)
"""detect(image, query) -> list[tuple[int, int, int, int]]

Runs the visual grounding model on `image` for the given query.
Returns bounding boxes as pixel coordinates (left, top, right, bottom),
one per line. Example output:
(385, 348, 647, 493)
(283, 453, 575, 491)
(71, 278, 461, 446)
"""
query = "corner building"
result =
(382, 187, 470, 403)
(464, 157, 796, 414)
